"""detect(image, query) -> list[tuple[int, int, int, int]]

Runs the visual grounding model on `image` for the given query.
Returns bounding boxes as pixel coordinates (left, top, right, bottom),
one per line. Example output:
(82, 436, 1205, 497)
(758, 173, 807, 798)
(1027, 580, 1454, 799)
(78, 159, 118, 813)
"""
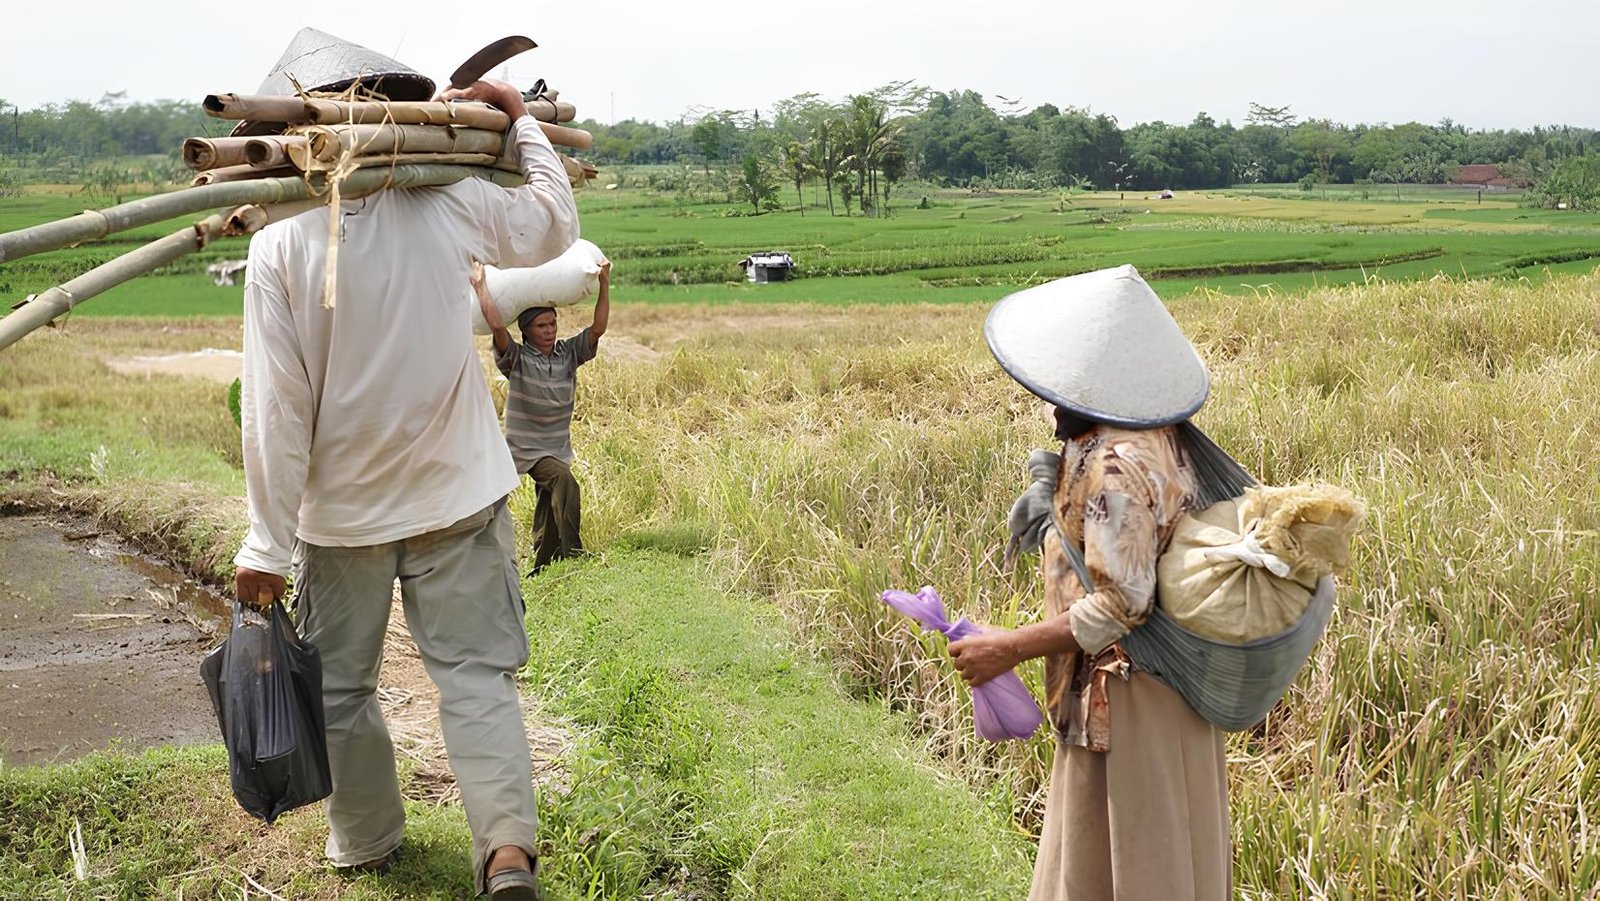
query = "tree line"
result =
(3, 88, 1598, 209)
(586, 93, 1600, 211)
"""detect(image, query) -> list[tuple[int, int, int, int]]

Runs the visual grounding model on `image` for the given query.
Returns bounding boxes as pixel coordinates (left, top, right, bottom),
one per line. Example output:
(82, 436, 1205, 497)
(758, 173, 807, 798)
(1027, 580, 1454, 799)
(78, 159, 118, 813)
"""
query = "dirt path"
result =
(104, 348, 243, 384)
(0, 512, 570, 798)
(100, 334, 662, 388)
(377, 584, 573, 801)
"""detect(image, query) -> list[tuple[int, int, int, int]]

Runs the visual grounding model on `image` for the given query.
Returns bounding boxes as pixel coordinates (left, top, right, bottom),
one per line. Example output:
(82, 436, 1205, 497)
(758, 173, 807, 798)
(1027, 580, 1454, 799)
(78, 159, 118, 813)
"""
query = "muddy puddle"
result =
(0, 512, 228, 766)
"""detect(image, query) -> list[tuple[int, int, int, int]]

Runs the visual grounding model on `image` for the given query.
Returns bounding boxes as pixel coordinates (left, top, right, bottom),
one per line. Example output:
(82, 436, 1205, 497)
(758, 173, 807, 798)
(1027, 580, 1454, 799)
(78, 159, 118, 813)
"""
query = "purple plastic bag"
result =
(881, 586, 1043, 741)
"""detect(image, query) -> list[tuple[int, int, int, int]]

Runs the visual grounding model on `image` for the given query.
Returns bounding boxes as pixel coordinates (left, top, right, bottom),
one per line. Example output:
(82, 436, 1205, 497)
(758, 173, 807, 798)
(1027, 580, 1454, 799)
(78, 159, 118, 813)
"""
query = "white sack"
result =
(470, 239, 608, 335)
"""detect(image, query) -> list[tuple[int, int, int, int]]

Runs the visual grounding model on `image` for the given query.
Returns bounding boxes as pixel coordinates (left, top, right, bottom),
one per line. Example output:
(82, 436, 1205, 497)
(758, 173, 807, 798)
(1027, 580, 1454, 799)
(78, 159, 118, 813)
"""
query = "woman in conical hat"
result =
(949, 265, 1232, 900)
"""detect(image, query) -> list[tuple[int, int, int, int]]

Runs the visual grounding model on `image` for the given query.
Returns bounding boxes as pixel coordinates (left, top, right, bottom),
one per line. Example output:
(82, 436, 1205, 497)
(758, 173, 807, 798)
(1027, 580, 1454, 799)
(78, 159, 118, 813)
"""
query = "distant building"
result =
(1450, 165, 1513, 189)
(738, 251, 794, 284)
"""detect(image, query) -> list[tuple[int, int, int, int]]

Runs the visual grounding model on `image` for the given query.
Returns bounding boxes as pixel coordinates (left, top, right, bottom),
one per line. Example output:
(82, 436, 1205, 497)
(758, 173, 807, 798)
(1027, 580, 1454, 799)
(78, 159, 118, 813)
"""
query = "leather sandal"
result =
(486, 864, 541, 900)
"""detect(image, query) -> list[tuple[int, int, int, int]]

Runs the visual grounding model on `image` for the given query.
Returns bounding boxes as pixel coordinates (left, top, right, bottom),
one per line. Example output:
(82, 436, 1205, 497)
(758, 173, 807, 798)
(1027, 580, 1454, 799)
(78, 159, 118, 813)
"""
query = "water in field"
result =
(0, 512, 226, 765)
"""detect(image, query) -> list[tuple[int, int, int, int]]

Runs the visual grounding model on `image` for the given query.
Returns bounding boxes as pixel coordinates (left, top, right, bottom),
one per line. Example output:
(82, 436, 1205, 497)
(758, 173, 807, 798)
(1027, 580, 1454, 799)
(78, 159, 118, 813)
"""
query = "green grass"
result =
(1222, 182, 1522, 205)
(64, 276, 245, 317)
(0, 746, 491, 899)
(0, 192, 256, 305)
(0, 195, 129, 233)
(522, 549, 1033, 899)
(1421, 206, 1600, 228)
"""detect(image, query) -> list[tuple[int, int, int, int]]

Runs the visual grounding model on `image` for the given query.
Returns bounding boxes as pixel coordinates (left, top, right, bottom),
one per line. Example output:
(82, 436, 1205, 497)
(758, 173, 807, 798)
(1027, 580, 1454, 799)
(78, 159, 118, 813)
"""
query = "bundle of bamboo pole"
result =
(0, 86, 601, 351)
(186, 96, 596, 183)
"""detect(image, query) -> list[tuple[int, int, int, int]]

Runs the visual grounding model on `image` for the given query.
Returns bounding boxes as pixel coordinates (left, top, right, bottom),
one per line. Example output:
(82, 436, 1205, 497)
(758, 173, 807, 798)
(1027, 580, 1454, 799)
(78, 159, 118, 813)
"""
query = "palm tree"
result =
(778, 139, 813, 214)
(843, 94, 904, 218)
(807, 117, 841, 216)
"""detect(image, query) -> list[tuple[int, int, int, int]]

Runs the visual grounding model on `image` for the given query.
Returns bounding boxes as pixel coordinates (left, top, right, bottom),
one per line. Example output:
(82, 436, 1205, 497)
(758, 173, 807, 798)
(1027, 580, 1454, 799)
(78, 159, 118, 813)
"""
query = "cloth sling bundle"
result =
(1030, 422, 1349, 731)
(1158, 483, 1361, 642)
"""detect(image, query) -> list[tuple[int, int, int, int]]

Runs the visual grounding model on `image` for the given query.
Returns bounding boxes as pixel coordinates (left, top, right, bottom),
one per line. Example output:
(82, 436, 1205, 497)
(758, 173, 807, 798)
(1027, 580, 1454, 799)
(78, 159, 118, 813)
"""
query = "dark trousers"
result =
(527, 456, 582, 572)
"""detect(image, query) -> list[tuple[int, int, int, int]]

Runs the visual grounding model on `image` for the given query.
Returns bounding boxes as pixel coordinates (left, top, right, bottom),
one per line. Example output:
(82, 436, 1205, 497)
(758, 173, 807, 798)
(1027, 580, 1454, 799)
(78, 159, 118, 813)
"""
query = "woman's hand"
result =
(949, 628, 1023, 687)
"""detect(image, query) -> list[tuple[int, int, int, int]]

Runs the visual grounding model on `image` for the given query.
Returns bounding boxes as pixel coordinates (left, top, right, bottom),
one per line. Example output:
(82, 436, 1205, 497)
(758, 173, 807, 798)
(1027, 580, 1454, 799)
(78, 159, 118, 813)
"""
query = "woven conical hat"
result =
(984, 265, 1209, 427)
(233, 27, 435, 135)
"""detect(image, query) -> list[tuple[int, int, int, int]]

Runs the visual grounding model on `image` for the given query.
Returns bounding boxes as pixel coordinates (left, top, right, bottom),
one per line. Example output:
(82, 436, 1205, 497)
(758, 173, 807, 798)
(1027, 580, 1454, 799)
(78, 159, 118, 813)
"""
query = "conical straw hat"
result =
(984, 264, 1209, 427)
(233, 27, 435, 135)
(257, 26, 434, 100)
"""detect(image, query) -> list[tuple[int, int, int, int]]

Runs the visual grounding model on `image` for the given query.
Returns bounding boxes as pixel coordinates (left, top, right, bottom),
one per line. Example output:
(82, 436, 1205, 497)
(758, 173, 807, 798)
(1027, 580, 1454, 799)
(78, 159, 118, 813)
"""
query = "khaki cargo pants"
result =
(291, 499, 534, 894)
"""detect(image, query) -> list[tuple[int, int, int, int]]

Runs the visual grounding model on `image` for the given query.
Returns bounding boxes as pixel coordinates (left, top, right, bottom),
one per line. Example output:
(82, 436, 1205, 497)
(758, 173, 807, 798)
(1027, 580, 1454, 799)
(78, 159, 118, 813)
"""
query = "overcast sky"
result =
(2, 1, 1594, 132)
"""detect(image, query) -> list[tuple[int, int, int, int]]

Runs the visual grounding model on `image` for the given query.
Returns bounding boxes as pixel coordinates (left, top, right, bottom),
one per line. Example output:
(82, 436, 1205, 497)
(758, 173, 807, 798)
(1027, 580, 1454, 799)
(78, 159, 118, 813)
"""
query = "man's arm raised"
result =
(589, 260, 611, 350)
(472, 261, 513, 354)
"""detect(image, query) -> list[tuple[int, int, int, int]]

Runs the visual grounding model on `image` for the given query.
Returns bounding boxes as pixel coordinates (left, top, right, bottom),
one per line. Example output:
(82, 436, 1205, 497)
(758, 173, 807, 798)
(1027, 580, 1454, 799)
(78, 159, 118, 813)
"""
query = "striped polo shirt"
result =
(495, 326, 597, 471)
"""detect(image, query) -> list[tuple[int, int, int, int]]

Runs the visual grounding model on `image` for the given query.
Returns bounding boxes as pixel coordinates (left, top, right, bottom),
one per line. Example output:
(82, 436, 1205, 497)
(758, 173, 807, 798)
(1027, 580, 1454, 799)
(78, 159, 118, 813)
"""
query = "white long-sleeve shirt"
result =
(233, 117, 579, 576)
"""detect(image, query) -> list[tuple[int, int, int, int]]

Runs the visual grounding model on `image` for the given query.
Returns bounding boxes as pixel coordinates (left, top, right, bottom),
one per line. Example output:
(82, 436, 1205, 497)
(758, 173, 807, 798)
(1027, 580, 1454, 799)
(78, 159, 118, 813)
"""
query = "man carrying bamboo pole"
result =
(229, 28, 575, 900)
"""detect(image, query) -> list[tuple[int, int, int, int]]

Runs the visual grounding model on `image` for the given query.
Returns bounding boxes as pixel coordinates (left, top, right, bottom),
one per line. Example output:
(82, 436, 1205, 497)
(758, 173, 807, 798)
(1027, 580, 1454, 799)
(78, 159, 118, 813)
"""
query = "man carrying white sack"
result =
(471, 250, 611, 576)
(231, 26, 576, 900)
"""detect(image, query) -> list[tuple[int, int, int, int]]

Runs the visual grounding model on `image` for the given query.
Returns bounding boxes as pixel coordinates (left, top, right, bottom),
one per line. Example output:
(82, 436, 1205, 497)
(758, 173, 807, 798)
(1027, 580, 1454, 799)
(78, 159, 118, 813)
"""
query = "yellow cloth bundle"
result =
(1157, 484, 1364, 643)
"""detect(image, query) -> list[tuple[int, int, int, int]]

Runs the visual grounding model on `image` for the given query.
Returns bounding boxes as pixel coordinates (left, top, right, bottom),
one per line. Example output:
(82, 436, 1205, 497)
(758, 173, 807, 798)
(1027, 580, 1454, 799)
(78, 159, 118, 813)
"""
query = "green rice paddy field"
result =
(3, 181, 1598, 317)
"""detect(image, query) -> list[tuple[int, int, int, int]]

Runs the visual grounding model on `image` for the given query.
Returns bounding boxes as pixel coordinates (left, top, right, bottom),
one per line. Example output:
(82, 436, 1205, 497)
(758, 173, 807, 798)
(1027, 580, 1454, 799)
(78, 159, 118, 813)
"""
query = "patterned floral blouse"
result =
(1041, 424, 1198, 751)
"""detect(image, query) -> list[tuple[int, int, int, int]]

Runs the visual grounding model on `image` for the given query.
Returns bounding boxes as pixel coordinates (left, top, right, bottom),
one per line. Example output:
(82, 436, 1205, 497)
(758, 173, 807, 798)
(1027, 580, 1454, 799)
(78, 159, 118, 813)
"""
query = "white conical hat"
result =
(984, 264, 1209, 427)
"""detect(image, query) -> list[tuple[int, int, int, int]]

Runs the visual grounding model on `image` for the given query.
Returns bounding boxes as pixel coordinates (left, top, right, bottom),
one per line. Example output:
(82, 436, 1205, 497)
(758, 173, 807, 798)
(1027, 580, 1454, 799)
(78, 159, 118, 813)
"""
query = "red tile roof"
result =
(1452, 164, 1510, 187)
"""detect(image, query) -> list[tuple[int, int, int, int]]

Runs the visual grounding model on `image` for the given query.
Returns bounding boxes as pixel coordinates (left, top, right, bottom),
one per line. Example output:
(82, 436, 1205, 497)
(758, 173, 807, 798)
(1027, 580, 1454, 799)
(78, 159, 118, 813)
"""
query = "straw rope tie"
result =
(314, 82, 402, 310)
(320, 152, 361, 310)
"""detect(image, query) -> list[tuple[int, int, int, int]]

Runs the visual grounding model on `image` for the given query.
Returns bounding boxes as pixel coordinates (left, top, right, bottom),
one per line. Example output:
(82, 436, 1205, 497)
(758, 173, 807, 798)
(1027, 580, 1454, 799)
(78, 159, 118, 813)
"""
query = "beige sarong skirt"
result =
(1030, 671, 1231, 901)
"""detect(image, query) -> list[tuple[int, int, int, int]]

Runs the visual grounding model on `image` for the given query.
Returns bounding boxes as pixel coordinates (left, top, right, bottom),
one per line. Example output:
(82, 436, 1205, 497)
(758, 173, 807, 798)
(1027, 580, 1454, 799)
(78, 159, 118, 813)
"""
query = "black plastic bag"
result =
(200, 598, 332, 824)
